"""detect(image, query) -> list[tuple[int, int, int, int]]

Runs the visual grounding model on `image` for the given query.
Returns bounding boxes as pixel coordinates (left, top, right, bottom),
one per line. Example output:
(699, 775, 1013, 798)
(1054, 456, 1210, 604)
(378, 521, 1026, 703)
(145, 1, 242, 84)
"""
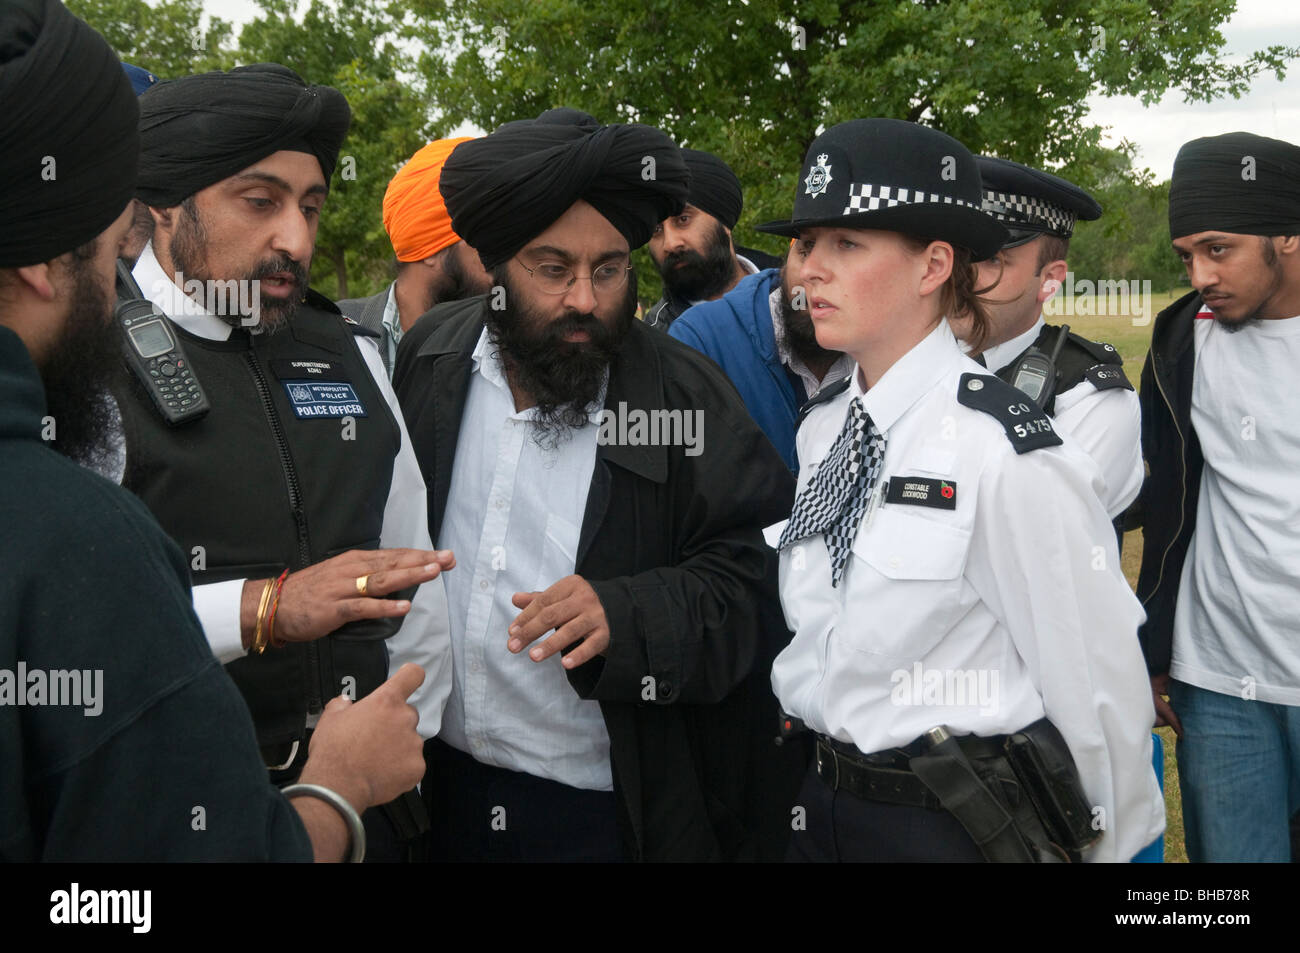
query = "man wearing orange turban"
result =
(339, 137, 493, 376)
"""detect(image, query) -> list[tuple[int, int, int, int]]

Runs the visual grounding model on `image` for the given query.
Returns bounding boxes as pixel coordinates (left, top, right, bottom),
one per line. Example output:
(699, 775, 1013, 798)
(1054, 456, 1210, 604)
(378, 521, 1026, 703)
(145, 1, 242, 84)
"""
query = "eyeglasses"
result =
(514, 257, 632, 296)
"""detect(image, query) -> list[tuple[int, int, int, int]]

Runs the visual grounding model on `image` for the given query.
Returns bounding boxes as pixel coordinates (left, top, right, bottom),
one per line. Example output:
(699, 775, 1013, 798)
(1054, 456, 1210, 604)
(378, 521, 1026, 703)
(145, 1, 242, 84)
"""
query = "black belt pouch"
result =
(1003, 717, 1102, 853)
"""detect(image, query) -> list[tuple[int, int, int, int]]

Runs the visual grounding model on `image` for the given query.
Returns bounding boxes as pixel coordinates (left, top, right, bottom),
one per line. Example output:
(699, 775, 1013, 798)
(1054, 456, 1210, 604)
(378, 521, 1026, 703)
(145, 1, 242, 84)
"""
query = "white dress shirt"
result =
(1172, 312, 1300, 705)
(981, 315, 1143, 518)
(131, 243, 453, 734)
(432, 327, 613, 791)
(771, 319, 1165, 862)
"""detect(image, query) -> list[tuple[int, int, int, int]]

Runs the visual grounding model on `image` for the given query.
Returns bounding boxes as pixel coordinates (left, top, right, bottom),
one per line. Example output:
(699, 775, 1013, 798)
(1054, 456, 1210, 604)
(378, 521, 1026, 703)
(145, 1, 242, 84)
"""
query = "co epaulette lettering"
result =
(957, 373, 1063, 453)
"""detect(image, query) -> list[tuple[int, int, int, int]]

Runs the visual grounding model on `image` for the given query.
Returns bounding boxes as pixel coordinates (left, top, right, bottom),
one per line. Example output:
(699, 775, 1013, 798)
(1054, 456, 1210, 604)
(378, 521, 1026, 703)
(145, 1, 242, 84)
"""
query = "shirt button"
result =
(659, 681, 673, 698)
(479, 579, 490, 591)
(494, 498, 505, 509)
(889, 556, 902, 569)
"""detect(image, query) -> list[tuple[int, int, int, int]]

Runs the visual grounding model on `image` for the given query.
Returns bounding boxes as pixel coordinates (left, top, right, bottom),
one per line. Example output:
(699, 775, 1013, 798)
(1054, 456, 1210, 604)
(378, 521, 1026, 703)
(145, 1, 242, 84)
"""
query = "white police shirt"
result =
(770, 319, 1165, 862)
(132, 243, 454, 735)
(980, 315, 1142, 519)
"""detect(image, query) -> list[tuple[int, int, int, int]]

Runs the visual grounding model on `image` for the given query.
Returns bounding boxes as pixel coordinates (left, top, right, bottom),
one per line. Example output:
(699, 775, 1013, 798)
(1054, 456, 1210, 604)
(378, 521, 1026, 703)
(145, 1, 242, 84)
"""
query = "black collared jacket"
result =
(393, 297, 800, 860)
(1135, 290, 1204, 676)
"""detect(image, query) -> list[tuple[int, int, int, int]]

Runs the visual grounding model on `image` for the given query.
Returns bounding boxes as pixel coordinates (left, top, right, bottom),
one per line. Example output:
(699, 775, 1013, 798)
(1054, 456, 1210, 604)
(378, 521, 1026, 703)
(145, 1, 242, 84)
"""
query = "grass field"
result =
(1055, 289, 1189, 862)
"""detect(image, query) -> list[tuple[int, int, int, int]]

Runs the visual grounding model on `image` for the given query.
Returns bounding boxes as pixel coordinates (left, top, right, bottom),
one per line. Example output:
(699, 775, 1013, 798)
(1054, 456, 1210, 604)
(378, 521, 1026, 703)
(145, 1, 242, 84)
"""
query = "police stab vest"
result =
(117, 294, 401, 747)
(994, 324, 1131, 416)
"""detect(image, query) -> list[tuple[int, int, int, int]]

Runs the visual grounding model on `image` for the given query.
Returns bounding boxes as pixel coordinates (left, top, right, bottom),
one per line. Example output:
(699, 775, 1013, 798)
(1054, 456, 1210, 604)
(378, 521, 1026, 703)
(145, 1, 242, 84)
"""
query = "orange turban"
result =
(382, 136, 474, 262)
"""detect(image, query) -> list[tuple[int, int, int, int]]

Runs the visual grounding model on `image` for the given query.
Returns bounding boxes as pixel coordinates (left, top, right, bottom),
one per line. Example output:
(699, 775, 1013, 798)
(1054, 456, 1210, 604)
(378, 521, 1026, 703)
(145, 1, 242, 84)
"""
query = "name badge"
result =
(281, 379, 368, 419)
(884, 477, 956, 510)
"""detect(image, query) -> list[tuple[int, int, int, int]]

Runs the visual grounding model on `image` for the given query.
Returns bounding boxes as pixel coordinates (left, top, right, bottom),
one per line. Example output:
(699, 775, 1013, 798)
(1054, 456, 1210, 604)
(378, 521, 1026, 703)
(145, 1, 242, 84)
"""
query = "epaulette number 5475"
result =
(1013, 418, 1054, 439)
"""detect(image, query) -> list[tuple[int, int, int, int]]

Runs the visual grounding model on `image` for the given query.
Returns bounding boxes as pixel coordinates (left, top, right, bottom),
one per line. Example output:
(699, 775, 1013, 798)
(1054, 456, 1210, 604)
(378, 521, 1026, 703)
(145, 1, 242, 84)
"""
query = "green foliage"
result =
(238, 1, 434, 299)
(70, 0, 1299, 303)
(1068, 150, 1187, 291)
(407, 0, 1296, 284)
(67, 0, 235, 76)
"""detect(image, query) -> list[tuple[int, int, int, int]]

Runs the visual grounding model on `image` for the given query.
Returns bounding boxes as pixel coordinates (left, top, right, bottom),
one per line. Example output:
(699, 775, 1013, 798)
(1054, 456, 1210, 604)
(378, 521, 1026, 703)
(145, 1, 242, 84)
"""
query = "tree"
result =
(237, 1, 435, 299)
(67, 0, 235, 77)
(405, 0, 1297, 302)
(1068, 148, 1186, 292)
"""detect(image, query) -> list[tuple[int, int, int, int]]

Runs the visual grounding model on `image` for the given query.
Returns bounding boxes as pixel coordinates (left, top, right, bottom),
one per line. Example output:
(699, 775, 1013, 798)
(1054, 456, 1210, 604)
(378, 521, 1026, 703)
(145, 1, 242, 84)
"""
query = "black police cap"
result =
(758, 118, 1008, 260)
(977, 156, 1102, 249)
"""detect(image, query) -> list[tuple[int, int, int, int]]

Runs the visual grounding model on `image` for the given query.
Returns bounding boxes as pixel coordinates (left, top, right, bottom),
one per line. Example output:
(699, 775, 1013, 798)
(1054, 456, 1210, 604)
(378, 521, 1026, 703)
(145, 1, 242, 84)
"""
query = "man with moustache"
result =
(0, 0, 429, 862)
(644, 149, 763, 330)
(1137, 132, 1300, 862)
(118, 63, 454, 860)
(338, 137, 494, 378)
(668, 250, 853, 472)
(392, 111, 798, 861)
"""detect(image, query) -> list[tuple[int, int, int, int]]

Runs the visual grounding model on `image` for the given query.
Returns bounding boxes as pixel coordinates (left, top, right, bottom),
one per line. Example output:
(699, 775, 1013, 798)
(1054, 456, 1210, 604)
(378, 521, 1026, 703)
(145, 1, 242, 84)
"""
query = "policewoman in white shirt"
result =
(759, 119, 1165, 862)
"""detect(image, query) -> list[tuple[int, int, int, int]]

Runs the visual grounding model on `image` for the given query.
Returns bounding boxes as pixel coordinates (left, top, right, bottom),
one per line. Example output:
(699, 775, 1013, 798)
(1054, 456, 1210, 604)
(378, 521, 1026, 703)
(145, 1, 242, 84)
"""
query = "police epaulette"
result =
(796, 375, 852, 430)
(1063, 328, 1122, 365)
(957, 373, 1063, 454)
(1083, 363, 1133, 392)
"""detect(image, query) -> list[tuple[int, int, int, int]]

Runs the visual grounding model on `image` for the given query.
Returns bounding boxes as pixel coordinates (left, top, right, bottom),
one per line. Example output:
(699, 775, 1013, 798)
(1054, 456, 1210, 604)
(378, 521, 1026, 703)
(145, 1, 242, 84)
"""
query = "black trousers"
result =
(784, 759, 987, 862)
(421, 738, 623, 862)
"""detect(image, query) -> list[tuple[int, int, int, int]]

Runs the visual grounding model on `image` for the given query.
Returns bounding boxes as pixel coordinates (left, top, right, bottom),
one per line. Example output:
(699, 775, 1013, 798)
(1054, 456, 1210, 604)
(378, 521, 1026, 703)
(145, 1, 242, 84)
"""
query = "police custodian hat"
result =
(978, 156, 1102, 249)
(758, 118, 1008, 260)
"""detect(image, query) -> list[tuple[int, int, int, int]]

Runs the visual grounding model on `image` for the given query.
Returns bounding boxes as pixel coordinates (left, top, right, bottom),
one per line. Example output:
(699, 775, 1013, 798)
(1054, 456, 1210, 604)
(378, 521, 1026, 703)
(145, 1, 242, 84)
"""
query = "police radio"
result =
(115, 259, 210, 426)
(1007, 323, 1070, 411)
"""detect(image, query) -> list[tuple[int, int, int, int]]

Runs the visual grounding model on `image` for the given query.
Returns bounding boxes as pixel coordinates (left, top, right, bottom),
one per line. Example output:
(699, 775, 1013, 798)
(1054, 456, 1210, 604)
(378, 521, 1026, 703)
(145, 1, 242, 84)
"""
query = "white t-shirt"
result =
(1172, 312, 1300, 706)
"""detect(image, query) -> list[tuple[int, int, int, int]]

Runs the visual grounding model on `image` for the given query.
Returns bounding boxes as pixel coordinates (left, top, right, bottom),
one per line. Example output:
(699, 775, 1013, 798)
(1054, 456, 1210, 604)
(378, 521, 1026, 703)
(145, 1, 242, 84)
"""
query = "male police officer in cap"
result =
(950, 158, 1142, 523)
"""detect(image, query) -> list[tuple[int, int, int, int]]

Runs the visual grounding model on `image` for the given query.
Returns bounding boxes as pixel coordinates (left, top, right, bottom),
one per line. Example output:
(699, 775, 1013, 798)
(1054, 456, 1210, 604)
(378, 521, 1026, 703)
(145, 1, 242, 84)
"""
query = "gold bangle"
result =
(252, 577, 275, 655)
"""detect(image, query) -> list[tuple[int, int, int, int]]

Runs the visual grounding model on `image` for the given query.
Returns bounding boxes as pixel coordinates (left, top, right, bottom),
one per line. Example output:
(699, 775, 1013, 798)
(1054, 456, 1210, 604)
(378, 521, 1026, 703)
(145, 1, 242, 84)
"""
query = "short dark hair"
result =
(1035, 235, 1069, 273)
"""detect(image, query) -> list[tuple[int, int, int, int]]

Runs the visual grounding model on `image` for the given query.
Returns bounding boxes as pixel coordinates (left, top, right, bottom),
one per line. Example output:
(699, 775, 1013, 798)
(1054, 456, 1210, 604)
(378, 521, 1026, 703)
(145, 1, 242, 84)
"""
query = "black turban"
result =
(439, 112, 690, 270)
(0, 0, 138, 268)
(136, 63, 351, 208)
(681, 148, 743, 230)
(1169, 132, 1300, 239)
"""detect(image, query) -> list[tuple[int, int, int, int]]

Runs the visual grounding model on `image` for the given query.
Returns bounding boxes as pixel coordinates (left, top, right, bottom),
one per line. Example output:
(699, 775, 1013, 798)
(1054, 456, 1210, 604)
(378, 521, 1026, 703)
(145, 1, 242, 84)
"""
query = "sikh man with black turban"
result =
(391, 110, 803, 861)
(1137, 131, 1300, 862)
(644, 148, 765, 330)
(1, 0, 428, 862)
(121, 62, 455, 860)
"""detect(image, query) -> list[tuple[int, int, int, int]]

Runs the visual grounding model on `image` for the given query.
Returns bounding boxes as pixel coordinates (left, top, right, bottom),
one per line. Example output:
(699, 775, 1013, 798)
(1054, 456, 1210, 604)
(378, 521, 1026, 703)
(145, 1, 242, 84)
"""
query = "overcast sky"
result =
(200, 0, 1299, 179)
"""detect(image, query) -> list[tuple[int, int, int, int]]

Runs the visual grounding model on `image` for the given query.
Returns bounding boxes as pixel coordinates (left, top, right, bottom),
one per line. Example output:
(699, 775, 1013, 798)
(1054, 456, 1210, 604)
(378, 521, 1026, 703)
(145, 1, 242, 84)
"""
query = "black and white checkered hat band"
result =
(842, 183, 980, 217)
(981, 189, 1076, 236)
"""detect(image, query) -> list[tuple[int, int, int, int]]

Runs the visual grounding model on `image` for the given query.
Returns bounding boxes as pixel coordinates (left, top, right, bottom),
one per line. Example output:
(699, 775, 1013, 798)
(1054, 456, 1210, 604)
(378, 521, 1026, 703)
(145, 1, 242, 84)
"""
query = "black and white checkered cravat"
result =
(778, 397, 887, 586)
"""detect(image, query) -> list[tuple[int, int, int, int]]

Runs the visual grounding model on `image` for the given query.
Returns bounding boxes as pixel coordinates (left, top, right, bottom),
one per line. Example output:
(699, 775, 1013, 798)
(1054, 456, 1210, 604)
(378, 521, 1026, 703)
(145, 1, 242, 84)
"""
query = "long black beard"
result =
(658, 220, 735, 302)
(169, 200, 308, 333)
(778, 278, 840, 370)
(41, 253, 125, 473)
(484, 273, 636, 451)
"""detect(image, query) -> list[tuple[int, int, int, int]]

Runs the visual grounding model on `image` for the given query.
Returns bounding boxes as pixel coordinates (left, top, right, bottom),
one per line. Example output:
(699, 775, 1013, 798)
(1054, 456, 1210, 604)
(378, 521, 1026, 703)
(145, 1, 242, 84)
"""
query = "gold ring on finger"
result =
(356, 574, 371, 597)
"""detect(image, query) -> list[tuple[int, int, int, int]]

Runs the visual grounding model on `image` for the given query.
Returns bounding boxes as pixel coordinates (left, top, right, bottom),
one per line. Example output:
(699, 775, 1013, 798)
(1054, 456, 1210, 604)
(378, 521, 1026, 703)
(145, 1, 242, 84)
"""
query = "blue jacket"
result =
(668, 269, 803, 471)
